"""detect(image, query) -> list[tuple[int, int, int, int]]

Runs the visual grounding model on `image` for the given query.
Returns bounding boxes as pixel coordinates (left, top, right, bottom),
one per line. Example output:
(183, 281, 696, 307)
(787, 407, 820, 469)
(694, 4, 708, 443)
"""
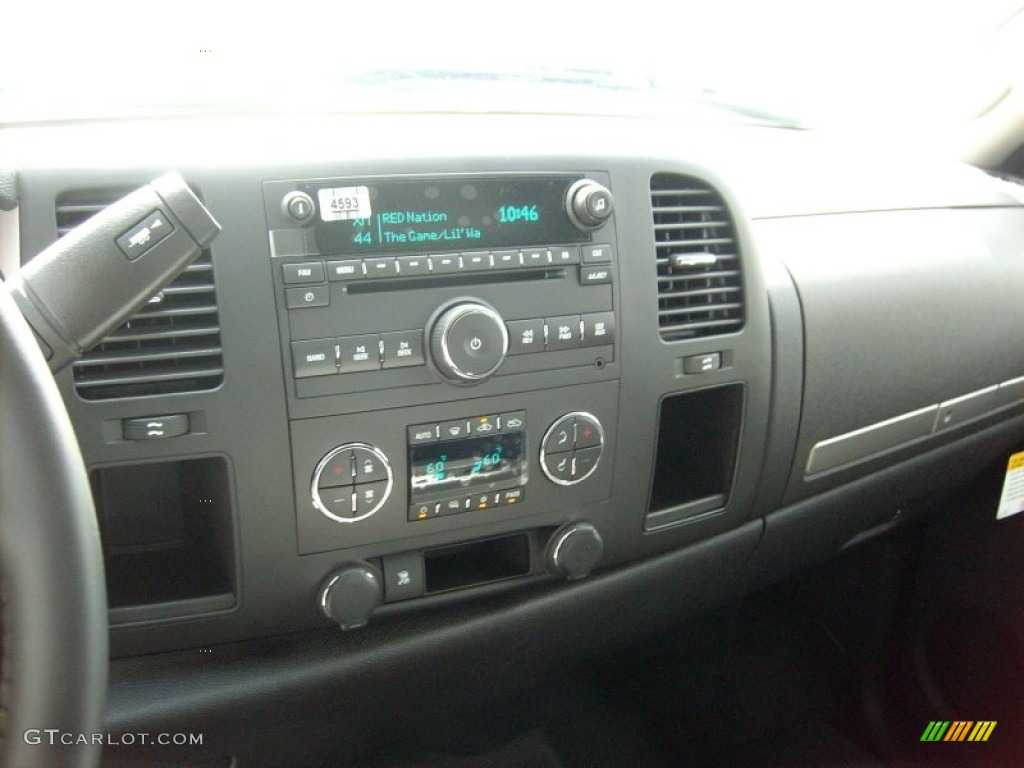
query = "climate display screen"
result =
(305, 176, 589, 255)
(410, 433, 526, 501)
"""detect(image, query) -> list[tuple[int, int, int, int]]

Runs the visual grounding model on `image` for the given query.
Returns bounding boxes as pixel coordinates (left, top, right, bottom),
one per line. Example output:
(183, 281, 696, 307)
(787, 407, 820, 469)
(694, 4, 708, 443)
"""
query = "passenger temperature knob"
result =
(547, 522, 604, 580)
(429, 302, 508, 383)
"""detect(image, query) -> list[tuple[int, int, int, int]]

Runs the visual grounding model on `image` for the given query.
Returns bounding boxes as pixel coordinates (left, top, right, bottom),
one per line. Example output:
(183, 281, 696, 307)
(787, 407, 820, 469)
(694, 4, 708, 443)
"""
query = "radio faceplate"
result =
(268, 174, 620, 555)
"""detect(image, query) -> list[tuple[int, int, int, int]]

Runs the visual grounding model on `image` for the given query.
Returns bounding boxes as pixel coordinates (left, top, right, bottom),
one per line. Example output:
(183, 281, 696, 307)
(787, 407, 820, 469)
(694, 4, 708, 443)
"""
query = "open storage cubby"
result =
(424, 533, 532, 594)
(90, 457, 236, 623)
(646, 384, 743, 530)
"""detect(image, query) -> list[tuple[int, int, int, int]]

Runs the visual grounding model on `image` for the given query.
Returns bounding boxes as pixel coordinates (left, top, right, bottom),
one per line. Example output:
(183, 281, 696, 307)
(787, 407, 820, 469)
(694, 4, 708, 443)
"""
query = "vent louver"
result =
(651, 174, 744, 341)
(55, 187, 224, 400)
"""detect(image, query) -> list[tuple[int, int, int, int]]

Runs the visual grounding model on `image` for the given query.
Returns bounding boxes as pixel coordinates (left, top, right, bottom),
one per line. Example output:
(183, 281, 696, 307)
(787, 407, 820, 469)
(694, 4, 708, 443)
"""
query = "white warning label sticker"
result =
(996, 451, 1024, 520)
(317, 186, 371, 222)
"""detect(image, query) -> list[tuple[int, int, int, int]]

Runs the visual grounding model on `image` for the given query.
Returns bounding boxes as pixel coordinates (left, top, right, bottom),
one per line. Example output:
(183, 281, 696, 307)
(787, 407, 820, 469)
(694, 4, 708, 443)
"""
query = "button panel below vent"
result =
(54, 187, 224, 400)
(651, 174, 744, 341)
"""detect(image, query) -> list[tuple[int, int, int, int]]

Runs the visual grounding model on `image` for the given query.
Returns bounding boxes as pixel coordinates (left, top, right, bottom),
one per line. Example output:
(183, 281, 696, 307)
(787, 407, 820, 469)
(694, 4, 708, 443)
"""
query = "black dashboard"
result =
(4, 112, 1024, 763)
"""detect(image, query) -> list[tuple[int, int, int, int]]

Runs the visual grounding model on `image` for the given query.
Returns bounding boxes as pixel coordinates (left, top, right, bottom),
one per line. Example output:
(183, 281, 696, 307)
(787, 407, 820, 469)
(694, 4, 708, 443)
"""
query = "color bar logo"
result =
(921, 721, 997, 742)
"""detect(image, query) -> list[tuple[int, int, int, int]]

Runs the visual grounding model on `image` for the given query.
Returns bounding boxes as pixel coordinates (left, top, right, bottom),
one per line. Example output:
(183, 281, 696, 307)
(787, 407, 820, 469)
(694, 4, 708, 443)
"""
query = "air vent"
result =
(651, 174, 744, 341)
(55, 187, 224, 400)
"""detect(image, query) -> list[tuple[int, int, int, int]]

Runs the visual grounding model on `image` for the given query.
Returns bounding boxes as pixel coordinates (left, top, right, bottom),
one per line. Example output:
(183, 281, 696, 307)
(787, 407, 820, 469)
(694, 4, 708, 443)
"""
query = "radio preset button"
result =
(507, 319, 545, 355)
(499, 411, 526, 432)
(282, 261, 325, 284)
(430, 254, 461, 274)
(364, 257, 398, 279)
(338, 334, 381, 372)
(408, 424, 439, 444)
(285, 285, 329, 309)
(579, 266, 612, 286)
(462, 251, 491, 271)
(291, 339, 337, 378)
(326, 259, 364, 281)
(396, 255, 430, 276)
(522, 248, 549, 268)
(491, 250, 520, 270)
(581, 244, 614, 264)
(545, 315, 582, 350)
(382, 330, 425, 369)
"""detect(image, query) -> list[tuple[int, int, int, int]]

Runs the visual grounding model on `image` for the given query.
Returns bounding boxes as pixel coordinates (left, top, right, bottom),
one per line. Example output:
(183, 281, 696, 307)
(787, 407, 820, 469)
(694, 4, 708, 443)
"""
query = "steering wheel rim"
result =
(0, 285, 107, 767)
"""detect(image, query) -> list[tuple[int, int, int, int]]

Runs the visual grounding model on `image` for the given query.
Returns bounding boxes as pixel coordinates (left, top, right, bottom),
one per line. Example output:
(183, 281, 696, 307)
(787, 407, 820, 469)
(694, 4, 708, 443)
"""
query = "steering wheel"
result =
(0, 284, 108, 767)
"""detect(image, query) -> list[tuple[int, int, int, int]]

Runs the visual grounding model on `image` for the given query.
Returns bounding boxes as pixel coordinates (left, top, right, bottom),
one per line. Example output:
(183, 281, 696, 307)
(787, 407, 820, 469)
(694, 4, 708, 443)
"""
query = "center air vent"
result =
(651, 174, 744, 341)
(55, 187, 224, 400)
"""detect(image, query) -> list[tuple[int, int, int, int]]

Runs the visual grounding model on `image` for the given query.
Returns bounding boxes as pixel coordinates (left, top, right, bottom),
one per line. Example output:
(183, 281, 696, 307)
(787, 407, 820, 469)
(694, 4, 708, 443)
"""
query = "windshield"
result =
(4, 0, 1022, 131)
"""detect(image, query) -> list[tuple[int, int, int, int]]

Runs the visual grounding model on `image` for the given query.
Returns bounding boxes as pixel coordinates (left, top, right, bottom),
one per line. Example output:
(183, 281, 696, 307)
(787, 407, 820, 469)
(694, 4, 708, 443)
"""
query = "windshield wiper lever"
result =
(5, 172, 220, 372)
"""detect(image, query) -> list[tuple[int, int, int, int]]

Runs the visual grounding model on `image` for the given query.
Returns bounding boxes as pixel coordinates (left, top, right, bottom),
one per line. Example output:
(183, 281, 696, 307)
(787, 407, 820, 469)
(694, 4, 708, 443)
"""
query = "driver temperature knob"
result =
(319, 562, 382, 631)
(430, 302, 508, 383)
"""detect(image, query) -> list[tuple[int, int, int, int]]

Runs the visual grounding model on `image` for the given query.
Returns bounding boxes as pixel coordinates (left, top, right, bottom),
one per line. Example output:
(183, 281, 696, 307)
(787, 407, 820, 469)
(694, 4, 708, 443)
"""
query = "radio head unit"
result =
(305, 176, 591, 255)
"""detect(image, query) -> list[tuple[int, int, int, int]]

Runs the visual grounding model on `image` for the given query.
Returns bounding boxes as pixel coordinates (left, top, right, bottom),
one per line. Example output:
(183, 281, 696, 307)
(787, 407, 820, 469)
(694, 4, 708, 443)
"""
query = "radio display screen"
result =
(410, 432, 526, 501)
(305, 176, 590, 255)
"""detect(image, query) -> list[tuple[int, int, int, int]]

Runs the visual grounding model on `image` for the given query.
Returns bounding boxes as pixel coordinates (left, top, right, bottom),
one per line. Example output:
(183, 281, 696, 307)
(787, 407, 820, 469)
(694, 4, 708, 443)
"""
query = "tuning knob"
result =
(429, 302, 508, 383)
(566, 179, 614, 230)
(318, 563, 382, 630)
(547, 522, 604, 580)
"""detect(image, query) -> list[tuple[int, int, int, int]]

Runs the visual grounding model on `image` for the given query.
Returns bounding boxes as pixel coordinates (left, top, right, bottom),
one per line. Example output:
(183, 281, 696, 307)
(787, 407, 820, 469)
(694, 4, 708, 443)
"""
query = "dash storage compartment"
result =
(90, 457, 236, 623)
(646, 385, 743, 530)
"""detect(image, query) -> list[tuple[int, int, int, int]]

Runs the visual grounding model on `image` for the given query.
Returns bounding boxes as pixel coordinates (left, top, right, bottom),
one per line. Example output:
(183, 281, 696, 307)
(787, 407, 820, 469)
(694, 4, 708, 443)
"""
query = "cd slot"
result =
(346, 267, 567, 294)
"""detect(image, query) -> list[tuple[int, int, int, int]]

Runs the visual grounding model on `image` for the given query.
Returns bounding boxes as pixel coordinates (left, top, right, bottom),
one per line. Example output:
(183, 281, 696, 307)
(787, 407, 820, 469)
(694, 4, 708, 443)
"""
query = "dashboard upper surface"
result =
(2, 112, 1023, 659)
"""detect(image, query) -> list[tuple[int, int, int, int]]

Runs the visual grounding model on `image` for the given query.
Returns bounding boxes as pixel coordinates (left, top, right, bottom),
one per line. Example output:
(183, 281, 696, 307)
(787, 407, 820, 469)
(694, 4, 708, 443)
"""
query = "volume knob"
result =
(429, 302, 508, 383)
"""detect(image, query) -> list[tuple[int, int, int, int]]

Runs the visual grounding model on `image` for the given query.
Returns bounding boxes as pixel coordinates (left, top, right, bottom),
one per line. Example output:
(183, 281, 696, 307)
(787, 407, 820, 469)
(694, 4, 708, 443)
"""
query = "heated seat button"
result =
(352, 447, 387, 483)
(291, 339, 337, 378)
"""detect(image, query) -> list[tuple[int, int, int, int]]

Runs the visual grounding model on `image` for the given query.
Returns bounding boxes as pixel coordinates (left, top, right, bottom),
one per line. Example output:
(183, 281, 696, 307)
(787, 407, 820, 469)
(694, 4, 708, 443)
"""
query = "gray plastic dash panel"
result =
(996, 375, 1024, 408)
(933, 386, 999, 432)
(805, 405, 938, 477)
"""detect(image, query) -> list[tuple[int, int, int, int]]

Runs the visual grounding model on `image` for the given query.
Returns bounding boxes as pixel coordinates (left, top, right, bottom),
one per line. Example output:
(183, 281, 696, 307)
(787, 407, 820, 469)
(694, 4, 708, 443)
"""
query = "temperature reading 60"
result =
(497, 204, 539, 224)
